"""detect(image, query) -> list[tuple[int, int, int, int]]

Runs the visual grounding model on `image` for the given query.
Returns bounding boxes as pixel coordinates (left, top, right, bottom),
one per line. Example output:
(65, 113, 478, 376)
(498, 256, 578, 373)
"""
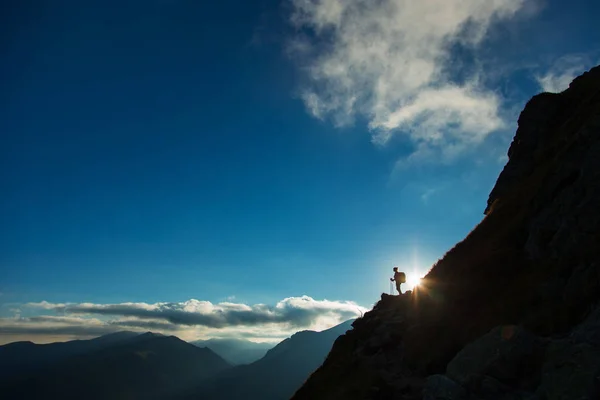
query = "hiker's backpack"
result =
(398, 272, 406, 283)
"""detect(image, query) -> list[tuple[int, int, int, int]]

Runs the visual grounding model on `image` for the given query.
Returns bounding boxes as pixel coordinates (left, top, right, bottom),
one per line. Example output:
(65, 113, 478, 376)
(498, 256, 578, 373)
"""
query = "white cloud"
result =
(26, 300, 67, 310)
(1, 296, 367, 344)
(288, 0, 526, 160)
(535, 54, 596, 93)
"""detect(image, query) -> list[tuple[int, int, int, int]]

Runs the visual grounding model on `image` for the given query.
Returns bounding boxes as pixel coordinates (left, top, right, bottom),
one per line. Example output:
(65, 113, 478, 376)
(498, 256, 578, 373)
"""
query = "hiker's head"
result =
(393, 267, 398, 272)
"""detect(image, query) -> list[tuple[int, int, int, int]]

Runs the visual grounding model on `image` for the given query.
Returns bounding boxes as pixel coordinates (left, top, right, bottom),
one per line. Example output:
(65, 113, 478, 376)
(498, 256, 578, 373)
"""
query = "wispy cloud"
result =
(535, 54, 597, 93)
(420, 187, 441, 204)
(288, 0, 526, 161)
(0, 296, 366, 344)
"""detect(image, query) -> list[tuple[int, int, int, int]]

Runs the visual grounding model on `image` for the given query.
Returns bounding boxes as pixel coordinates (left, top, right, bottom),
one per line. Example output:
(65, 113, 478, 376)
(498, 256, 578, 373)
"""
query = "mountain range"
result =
(0, 320, 353, 399)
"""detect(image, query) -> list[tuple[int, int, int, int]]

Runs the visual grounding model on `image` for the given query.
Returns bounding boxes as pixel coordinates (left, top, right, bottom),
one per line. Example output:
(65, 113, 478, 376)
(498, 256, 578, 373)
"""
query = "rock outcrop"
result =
(291, 65, 600, 400)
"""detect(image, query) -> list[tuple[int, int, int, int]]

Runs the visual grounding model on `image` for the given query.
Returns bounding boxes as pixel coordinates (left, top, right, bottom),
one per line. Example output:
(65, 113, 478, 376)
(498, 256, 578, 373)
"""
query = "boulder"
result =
(446, 325, 542, 387)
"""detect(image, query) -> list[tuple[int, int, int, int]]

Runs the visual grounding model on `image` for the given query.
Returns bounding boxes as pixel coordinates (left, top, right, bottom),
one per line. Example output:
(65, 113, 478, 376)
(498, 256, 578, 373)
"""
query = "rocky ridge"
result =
(292, 65, 600, 400)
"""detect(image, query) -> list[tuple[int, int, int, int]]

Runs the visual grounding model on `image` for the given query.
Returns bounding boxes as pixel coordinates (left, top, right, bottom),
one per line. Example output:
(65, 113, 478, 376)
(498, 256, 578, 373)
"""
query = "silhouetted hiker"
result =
(390, 267, 406, 295)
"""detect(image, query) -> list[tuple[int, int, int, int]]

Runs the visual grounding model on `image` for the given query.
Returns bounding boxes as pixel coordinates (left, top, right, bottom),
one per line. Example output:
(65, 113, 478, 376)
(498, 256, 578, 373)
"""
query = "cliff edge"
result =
(292, 65, 600, 400)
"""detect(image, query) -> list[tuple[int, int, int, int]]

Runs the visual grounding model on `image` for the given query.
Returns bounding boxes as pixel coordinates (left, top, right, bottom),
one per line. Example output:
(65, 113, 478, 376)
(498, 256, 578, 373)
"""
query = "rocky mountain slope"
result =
(292, 65, 600, 400)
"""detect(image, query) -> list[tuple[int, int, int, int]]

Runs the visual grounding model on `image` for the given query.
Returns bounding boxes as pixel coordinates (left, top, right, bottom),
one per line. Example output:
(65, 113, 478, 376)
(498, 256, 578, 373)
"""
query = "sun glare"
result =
(405, 275, 422, 290)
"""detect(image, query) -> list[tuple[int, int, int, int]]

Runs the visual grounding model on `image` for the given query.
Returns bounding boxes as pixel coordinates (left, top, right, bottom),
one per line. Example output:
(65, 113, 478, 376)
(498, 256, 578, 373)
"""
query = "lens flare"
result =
(405, 275, 422, 290)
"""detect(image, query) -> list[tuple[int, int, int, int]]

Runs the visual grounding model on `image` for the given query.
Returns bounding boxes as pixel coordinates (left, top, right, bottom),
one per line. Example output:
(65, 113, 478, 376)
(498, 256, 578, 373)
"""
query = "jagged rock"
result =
(423, 374, 466, 400)
(485, 92, 561, 215)
(446, 325, 543, 388)
(536, 340, 600, 400)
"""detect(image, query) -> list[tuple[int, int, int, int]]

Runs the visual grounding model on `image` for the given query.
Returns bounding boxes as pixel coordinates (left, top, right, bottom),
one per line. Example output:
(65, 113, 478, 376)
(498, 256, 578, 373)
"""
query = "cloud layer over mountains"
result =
(0, 296, 366, 344)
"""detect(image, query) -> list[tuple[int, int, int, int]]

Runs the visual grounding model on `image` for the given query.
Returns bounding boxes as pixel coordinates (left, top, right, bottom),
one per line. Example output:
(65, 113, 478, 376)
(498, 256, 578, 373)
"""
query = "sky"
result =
(1, 0, 599, 345)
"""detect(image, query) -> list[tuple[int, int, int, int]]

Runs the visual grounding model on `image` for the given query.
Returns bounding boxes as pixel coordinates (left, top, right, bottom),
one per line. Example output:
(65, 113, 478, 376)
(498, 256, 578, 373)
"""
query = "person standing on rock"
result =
(390, 267, 406, 295)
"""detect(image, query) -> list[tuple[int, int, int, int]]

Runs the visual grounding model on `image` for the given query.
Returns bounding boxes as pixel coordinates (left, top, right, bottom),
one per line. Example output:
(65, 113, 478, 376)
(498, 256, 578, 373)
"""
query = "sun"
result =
(405, 275, 422, 290)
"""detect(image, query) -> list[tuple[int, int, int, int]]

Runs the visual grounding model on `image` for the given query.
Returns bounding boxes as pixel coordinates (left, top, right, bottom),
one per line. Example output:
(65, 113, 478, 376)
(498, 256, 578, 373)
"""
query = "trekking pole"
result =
(389, 280, 393, 295)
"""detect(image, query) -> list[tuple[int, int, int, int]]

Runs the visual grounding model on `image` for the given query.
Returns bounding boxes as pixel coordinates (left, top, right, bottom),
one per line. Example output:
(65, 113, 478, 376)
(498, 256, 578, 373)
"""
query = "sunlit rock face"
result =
(291, 65, 600, 400)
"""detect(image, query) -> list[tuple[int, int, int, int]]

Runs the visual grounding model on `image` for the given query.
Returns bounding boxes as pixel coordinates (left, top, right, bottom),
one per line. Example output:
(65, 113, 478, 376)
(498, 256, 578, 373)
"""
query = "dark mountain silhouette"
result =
(190, 337, 273, 365)
(0, 330, 141, 379)
(182, 319, 354, 400)
(0, 332, 230, 400)
(291, 65, 600, 399)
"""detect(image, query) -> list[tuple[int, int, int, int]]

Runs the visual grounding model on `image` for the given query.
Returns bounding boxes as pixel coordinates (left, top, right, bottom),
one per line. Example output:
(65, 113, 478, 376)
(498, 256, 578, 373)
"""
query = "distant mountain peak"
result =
(190, 337, 274, 365)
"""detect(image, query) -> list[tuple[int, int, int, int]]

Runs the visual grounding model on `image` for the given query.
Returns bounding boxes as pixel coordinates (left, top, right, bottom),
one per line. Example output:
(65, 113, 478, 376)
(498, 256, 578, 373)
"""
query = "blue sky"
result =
(1, 0, 599, 343)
